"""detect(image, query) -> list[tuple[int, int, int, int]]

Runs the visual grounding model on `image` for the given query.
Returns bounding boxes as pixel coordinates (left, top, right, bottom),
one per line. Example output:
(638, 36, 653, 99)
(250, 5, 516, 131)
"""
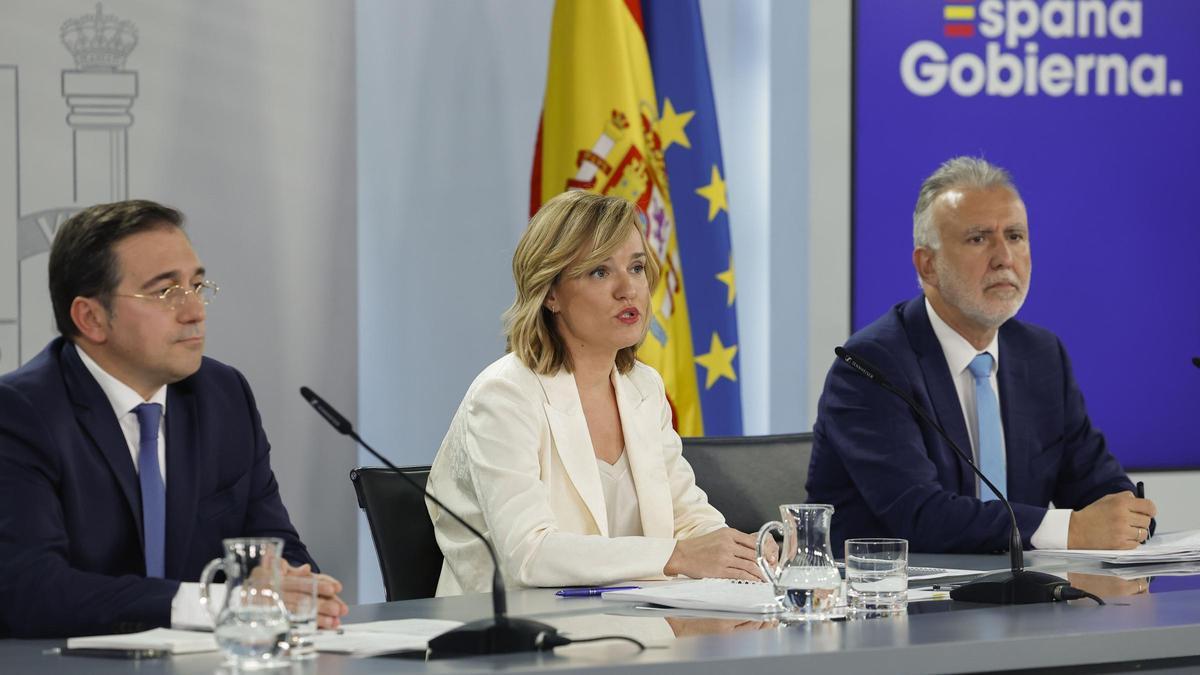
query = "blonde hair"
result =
(505, 190, 661, 375)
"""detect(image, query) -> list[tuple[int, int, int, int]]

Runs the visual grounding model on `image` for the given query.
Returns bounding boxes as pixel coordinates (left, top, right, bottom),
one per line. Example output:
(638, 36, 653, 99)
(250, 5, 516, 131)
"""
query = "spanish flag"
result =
(531, 0, 742, 436)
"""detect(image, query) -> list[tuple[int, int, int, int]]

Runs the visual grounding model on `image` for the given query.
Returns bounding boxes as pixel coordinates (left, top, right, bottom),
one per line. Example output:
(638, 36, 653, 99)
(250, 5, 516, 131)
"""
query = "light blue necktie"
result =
(134, 403, 166, 578)
(967, 353, 1006, 501)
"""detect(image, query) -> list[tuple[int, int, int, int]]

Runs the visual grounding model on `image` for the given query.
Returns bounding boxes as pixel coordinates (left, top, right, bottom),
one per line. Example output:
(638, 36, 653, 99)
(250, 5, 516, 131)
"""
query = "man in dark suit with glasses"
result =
(0, 200, 347, 637)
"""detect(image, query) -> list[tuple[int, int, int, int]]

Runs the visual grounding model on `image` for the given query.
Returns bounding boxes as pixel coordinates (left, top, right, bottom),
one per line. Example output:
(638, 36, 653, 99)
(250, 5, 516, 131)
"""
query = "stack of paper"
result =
(1088, 560, 1200, 580)
(836, 564, 986, 584)
(603, 579, 784, 614)
(312, 619, 463, 657)
(908, 566, 987, 582)
(66, 628, 217, 654)
(1038, 529, 1200, 565)
(603, 578, 954, 617)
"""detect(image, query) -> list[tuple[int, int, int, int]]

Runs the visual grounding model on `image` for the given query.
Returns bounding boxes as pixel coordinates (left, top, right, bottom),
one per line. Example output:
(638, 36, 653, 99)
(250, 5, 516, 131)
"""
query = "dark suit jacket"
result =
(0, 338, 315, 638)
(806, 297, 1133, 554)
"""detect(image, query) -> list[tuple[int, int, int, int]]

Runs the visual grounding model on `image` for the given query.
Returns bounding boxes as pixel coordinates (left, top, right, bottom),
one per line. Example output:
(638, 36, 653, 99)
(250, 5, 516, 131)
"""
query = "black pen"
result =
(1136, 481, 1151, 542)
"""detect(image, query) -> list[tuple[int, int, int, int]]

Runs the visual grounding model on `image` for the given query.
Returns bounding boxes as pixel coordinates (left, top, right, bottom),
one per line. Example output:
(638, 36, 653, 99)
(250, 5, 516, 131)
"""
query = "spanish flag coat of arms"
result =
(531, 0, 742, 436)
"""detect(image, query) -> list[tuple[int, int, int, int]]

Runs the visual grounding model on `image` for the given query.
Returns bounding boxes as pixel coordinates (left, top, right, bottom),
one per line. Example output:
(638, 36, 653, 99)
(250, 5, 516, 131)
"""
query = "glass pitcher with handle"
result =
(199, 537, 291, 669)
(755, 504, 841, 619)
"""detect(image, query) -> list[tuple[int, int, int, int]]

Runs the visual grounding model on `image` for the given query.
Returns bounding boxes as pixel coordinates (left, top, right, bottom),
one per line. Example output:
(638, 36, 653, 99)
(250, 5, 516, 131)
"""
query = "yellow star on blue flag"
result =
(658, 98, 695, 151)
(716, 256, 735, 306)
(645, 0, 742, 434)
(694, 332, 738, 389)
(695, 165, 728, 222)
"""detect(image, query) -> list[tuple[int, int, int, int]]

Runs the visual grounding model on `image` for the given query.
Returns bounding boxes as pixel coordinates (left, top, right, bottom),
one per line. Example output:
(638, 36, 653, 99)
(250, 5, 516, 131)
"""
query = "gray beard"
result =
(934, 259, 1029, 329)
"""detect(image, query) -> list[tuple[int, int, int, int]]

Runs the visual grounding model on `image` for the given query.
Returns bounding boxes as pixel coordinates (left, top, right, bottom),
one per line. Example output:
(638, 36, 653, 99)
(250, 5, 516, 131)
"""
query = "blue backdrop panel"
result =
(853, 0, 1200, 470)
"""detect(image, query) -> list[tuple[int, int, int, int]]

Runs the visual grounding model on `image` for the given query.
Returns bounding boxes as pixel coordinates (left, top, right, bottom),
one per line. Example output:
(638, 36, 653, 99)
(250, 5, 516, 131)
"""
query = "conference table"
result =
(6, 553, 1200, 674)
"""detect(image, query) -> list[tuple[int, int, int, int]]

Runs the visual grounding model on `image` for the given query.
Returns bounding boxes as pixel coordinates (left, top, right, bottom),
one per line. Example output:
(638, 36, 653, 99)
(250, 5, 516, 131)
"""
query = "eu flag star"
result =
(658, 98, 695, 151)
(715, 256, 736, 306)
(695, 165, 728, 221)
(694, 332, 738, 389)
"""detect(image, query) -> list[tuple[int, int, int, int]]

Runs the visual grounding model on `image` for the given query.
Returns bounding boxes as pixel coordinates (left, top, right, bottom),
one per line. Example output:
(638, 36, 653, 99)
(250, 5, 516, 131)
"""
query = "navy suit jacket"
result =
(806, 297, 1133, 554)
(0, 338, 315, 638)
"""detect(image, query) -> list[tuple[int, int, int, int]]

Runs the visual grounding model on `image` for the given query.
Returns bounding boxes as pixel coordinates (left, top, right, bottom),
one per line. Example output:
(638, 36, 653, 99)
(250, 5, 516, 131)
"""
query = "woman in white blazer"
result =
(427, 190, 767, 595)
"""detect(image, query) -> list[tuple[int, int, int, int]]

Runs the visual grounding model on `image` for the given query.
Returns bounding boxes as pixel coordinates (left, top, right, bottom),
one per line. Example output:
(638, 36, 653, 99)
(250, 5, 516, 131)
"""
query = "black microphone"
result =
(300, 386, 561, 656)
(1192, 356, 1199, 369)
(833, 346, 1074, 605)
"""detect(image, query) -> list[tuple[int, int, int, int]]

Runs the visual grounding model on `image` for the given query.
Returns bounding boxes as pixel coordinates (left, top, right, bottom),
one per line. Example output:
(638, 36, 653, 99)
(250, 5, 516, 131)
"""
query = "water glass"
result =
(284, 576, 319, 659)
(845, 538, 908, 612)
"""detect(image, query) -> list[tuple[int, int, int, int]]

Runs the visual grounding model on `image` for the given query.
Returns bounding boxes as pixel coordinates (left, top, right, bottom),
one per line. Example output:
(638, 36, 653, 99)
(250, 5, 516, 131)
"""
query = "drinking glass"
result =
(845, 538, 908, 612)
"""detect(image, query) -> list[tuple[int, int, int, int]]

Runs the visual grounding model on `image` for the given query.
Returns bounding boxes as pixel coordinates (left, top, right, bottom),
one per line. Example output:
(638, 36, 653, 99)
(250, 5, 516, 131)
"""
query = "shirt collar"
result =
(924, 297, 1000, 377)
(74, 343, 168, 418)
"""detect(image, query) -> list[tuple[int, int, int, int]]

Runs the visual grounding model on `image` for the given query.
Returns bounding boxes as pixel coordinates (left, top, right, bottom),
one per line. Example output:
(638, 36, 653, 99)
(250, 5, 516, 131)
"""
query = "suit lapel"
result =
(165, 381, 201, 579)
(614, 370, 674, 539)
(61, 343, 145, 539)
(538, 369, 609, 536)
(904, 299, 976, 496)
(996, 328, 1029, 502)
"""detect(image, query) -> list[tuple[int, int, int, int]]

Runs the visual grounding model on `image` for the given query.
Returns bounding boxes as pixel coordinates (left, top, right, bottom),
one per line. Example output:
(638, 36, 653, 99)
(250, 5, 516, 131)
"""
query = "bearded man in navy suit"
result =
(807, 157, 1156, 554)
(0, 200, 348, 637)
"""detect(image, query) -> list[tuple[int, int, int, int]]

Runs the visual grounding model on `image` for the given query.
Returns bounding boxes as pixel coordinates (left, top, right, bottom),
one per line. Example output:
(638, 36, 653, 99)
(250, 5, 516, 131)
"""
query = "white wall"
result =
(0, 1, 361, 597)
(805, 0, 852, 425)
(701, 0, 814, 434)
(700, 0, 772, 434)
(355, 0, 557, 603)
(1128, 472, 1200, 532)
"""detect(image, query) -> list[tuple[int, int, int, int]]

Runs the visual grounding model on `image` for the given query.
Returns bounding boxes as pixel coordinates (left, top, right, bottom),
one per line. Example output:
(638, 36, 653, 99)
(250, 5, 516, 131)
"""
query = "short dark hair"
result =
(49, 200, 185, 337)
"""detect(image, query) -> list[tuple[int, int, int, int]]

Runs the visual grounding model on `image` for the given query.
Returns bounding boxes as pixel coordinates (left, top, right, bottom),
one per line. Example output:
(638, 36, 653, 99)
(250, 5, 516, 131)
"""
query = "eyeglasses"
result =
(117, 280, 220, 310)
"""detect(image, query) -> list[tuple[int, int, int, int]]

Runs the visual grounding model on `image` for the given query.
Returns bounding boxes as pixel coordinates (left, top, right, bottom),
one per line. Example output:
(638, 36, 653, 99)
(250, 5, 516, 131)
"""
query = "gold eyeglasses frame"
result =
(116, 280, 220, 310)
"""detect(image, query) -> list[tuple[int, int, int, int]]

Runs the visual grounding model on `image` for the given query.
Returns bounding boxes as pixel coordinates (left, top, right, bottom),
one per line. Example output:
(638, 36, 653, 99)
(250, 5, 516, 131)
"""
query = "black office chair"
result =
(681, 433, 814, 535)
(350, 466, 444, 601)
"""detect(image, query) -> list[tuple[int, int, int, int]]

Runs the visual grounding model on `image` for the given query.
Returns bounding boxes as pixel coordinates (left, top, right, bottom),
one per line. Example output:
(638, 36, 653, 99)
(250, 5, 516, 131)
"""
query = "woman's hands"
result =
(664, 528, 775, 581)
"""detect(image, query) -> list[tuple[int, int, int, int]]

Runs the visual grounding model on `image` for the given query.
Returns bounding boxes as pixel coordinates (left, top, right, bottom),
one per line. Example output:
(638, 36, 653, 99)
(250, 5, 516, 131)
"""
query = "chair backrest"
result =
(681, 433, 814, 535)
(350, 466, 443, 601)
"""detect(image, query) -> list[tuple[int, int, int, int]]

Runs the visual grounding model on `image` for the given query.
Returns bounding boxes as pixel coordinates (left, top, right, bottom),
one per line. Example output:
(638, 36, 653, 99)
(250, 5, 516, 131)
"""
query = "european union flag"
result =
(643, 0, 743, 435)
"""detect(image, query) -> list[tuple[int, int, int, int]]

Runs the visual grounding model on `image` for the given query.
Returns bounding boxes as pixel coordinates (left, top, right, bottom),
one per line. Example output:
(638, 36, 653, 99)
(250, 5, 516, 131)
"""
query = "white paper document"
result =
(604, 579, 784, 614)
(1038, 529, 1200, 565)
(66, 628, 218, 654)
(1090, 560, 1200, 579)
(602, 579, 949, 611)
(313, 619, 464, 657)
(833, 562, 984, 583)
(905, 567, 986, 582)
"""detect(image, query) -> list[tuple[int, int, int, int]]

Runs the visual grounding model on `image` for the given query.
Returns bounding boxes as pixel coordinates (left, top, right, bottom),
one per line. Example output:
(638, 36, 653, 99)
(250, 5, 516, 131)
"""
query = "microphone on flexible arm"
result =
(299, 386, 563, 656)
(833, 346, 1099, 605)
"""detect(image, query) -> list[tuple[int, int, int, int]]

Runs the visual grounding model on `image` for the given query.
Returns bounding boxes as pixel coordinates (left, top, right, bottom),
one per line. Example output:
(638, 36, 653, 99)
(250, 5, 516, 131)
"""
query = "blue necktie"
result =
(967, 354, 1006, 501)
(134, 403, 166, 578)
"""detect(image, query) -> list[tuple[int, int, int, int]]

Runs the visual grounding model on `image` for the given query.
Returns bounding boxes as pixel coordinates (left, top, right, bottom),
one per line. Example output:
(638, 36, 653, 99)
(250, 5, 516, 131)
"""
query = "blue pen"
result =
(556, 585, 640, 597)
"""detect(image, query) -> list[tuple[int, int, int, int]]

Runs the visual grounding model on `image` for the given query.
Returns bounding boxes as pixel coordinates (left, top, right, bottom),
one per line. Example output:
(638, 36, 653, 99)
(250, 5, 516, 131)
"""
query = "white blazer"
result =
(427, 353, 726, 595)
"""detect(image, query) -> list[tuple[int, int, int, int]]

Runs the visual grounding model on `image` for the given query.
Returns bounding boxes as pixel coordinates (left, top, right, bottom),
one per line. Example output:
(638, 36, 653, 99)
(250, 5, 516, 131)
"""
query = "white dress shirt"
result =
(75, 345, 167, 482)
(74, 345, 216, 629)
(924, 299, 1071, 549)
